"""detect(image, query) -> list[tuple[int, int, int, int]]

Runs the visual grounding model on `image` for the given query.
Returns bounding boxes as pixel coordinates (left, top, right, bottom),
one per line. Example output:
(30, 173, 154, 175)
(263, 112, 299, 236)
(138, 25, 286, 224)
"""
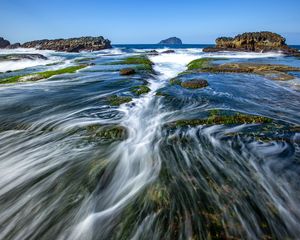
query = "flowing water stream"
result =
(0, 46, 300, 240)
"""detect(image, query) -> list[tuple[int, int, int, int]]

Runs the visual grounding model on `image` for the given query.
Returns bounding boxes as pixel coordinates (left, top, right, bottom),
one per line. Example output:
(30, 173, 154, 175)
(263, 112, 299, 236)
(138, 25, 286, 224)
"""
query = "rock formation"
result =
(21, 36, 111, 52)
(0, 36, 111, 52)
(203, 32, 300, 56)
(159, 37, 182, 45)
(0, 37, 10, 48)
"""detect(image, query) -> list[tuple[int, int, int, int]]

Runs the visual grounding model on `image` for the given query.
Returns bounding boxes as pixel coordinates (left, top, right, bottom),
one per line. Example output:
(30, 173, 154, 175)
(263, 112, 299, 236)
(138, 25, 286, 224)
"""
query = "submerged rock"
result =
(168, 110, 272, 128)
(131, 85, 151, 95)
(161, 50, 175, 54)
(120, 68, 136, 76)
(0, 54, 48, 62)
(203, 31, 299, 56)
(0, 37, 10, 48)
(107, 95, 132, 106)
(0, 65, 87, 84)
(181, 79, 209, 89)
(159, 37, 182, 45)
(21, 36, 111, 52)
(186, 59, 300, 81)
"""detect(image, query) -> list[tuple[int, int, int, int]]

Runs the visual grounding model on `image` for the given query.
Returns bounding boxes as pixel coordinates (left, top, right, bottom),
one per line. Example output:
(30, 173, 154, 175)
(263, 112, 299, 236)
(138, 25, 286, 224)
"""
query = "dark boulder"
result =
(181, 79, 209, 89)
(146, 50, 159, 55)
(161, 50, 175, 54)
(21, 36, 112, 52)
(159, 37, 182, 45)
(0, 37, 10, 48)
(120, 68, 136, 76)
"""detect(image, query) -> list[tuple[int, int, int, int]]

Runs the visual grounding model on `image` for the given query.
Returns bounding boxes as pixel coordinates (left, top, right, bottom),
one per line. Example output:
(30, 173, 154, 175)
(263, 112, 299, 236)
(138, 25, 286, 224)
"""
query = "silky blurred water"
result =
(0, 45, 300, 240)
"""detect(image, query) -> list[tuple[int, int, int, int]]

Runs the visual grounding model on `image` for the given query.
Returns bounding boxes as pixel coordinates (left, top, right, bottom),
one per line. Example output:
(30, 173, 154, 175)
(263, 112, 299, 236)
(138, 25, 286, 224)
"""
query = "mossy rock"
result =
(131, 85, 151, 95)
(169, 110, 272, 127)
(0, 65, 87, 84)
(85, 124, 128, 140)
(186, 58, 226, 70)
(181, 79, 209, 89)
(104, 55, 155, 74)
(197, 62, 300, 80)
(170, 77, 182, 85)
(107, 95, 132, 106)
(120, 68, 136, 76)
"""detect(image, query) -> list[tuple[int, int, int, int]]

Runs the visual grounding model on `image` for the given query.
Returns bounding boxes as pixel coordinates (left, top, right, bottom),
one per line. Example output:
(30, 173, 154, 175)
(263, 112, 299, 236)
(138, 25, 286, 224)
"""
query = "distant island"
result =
(0, 36, 111, 52)
(159, 37, 182, 45)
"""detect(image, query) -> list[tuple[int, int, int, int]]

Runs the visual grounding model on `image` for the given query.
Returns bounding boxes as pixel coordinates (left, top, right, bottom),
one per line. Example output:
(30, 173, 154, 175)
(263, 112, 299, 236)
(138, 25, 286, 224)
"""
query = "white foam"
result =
(149, 53, 200, 79)
(0, 48, 63, 72)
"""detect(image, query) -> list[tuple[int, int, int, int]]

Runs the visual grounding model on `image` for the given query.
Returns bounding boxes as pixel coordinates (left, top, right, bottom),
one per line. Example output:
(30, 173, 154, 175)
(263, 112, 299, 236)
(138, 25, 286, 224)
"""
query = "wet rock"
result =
(161, 50, 175, 54)
(0, 37, 10, 48)
(181, 79, 209, 89)
(1, 65, 87, 84)
(159, 37, 182, 45)
(146, 50, 159, 55)
(0, 54, 48, 62)
(21, 36, 111, 52)
(191, 62, 300, 80)
(107, 95, 132, 106)
(120, 68, 136, 76)
(85, 124, 128, 140)
(203, 32, 299, 55)
(168, 110, 272, 127)
(131, 85, 151, 95)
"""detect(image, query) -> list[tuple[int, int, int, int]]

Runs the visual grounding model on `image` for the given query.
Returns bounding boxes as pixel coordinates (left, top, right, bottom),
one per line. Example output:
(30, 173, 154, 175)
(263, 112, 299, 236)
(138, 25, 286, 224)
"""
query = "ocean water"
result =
(0, 45, 300, 240)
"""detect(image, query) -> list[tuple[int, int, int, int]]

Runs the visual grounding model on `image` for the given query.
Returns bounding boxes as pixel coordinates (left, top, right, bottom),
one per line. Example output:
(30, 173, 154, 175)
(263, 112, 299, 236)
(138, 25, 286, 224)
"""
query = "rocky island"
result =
(203, 31, 300, 56)
(159, 37, 182, 45)
(0, 36, 111, 52)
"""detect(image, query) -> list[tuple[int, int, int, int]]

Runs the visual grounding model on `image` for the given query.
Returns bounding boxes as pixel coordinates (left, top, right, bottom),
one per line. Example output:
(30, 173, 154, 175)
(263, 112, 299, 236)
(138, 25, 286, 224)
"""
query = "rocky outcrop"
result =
(0, 37, 10, 48)
(203, 32, 300, 56)
(159, 37, 182, 45)
(21, 36, 112, 52)
(5, 43, 21, 49)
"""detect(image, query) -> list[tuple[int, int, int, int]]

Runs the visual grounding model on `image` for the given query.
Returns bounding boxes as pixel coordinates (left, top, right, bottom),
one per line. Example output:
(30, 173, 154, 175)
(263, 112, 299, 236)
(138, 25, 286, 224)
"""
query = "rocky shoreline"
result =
(203, 31, 300, 56)
(0, 36, 111, 52)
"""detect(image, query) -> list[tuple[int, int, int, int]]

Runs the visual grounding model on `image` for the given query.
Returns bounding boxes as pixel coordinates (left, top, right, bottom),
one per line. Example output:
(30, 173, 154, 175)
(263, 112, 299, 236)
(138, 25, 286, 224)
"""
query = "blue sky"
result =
(1, 0, 299, 44)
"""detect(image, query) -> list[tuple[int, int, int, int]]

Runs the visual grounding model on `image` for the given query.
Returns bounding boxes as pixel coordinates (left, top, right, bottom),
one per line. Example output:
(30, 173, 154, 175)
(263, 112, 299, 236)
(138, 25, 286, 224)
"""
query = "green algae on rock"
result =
(105, 55, 155, 74)
(169, 110, 272, 127)
(186, 58, 227, 71)
(0, 65, 87, 84)
(131, 85, 151, 95)
(107, 95, 132, 106)
(190, 62, 300, 81)
(84, 124, 128, 140)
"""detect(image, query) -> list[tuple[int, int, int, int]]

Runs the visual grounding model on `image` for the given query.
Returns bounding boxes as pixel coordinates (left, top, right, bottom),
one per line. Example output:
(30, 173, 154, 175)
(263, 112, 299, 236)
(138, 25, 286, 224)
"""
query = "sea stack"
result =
(159, 37, 182, 45)
(203, 31, 300, 56)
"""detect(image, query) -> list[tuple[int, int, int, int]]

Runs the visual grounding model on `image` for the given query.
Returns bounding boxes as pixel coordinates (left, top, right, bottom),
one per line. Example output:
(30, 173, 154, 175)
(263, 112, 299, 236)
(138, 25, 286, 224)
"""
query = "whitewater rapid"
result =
(67, 51, 201, 239)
